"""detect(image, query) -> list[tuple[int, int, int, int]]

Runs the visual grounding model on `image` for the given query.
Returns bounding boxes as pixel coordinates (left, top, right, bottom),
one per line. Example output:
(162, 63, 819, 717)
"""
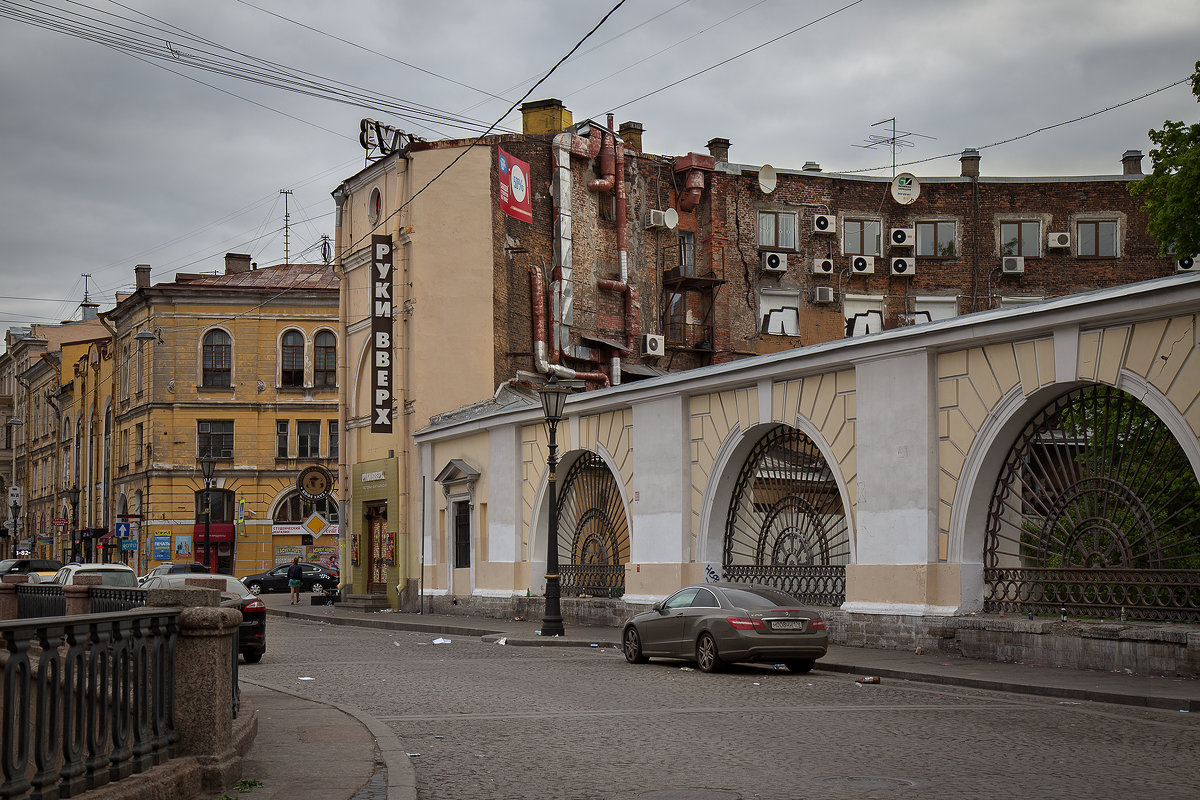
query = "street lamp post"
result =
(68, 486, 80, 563)
(199, 452, 217, 574)
(9, 500, 20, 556)
(6, 417, 24, 560)
(538, 376, 571, 638)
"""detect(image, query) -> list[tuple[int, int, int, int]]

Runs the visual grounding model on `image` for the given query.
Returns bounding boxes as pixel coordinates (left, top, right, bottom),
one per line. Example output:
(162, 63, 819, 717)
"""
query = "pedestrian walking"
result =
(287, 557, 303, 604)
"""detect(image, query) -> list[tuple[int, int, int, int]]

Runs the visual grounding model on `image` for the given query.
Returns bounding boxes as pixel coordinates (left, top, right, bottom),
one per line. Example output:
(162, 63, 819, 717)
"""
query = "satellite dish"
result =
(662, 207, 679, 230)
(758, 164, 777, 194)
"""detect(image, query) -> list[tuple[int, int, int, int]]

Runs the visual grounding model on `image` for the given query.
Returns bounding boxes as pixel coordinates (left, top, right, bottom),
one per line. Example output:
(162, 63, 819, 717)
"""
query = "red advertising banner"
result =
(498, 148, 532, 223)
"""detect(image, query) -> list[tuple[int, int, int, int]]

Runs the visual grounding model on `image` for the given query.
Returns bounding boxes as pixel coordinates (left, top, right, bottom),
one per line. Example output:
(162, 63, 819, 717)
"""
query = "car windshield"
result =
(0, 559, 17, 572)
(720, 586, 804, 608)
(78, 569, 138, 587)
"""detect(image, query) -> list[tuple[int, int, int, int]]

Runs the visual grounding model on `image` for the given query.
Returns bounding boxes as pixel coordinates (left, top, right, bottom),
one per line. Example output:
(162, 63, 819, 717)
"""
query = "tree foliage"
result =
(1130, 62, 1200, 258)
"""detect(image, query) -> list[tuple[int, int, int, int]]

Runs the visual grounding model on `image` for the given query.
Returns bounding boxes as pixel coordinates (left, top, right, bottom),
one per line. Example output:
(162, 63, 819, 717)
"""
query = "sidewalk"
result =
(241, 590, 1200, 800)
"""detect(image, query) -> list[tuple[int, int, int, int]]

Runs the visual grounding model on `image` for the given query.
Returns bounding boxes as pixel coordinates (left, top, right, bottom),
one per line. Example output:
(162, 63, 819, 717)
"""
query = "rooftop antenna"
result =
(320, 235, 332, 266)
(854, 117, 935, 177)
(281, 189, 293, 265)
(80, 273, 99, 314)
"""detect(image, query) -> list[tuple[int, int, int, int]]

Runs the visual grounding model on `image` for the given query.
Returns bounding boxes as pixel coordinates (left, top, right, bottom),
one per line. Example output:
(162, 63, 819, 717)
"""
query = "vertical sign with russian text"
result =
(371, 234, 394, 432)
(498, 148, 532, 223)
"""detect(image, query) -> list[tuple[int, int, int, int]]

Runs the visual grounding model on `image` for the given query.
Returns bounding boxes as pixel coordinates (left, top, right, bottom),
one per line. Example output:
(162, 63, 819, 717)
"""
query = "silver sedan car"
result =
(622, 582, 828, 673)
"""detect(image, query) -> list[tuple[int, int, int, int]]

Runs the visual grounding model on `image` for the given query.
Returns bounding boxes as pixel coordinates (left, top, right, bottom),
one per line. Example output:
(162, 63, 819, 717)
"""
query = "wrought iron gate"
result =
(723, 425, 849, 606)
(985, 385, 1200, 621)
(556, 452, 630, 597)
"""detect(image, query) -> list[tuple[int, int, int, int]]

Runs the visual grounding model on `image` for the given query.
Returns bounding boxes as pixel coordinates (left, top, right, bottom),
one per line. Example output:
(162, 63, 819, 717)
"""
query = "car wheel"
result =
(242, 651, 263, 664)
(623, 626, 648, 664)
(246, 582, 263, 595)
(785, 659, 816, 674)
(696, 632, 723, 673)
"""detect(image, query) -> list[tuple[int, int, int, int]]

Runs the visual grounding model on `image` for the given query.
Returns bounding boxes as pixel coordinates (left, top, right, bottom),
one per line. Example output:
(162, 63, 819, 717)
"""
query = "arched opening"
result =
(984, 384, 1200, 621)
(723, 424, 849, 606)
(555, 451, 630, 598)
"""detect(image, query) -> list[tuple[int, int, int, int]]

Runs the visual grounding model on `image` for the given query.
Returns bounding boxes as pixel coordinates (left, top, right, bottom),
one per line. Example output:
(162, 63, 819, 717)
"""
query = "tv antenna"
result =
(854, 117, 935, 177)
(80, 273, 99, 315)
(281, 189, 293, 265)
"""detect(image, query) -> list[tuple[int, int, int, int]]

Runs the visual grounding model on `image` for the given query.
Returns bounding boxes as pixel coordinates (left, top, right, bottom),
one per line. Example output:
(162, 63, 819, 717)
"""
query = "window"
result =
(666, 291, 685, 342)
(276, 421, 289, 458)
(197, 420, 234, 458)
(678, 232, 695, 276)
(843, 295, 884, 337)
(1077, 220, 1117, 257)
(844, 219, 881, 256)
(135, 423, 144, 464)
(912, 297, 959, 324)
(368, 186, 382, 224)
(275, 492, 339, 523)
(281, 330, 305, 387)
(759, 290, 801, 336)
(297, 421, 320, 458)
(120, 429, 129, 467)
(202, 330, 232, 387)
(1001, 221, 1040, 257)
(314, 331, 336, 387)
(916, 221, 957, 257)
(453, 501, 470, 569)
(757, 211, 797, 250)
(328, 420, 339, 460)
(691, 588, 719, 607)
(195, 488, 235, 524)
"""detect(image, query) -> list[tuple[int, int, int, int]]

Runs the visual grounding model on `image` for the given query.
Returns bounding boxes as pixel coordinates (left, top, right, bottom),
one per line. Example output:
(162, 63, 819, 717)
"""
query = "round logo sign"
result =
(890, 172, 920, 205)
(509, 162, 528, 204)
(297, 465, 334, 502)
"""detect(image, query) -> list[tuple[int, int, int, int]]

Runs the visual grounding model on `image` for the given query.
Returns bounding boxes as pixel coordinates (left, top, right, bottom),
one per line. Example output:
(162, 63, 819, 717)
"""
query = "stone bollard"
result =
(0, 574, 29, 620)
(64, 574, 101, 616)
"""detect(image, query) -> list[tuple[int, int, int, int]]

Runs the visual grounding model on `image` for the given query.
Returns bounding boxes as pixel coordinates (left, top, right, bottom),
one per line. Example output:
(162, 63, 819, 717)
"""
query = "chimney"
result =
(802, 161, 822, 172)
(520, 99, 572, 136)
(619, 121, 644, 153)
(706, 137, 731, 162)
(960, 148, 981, 178)
(1121, 149, 1143, 175)
(134, 264, 151, 289)
(224, 253, 252, 275)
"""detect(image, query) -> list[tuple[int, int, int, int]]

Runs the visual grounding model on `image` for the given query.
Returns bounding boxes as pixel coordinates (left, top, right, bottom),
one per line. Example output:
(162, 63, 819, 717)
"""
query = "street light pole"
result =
(538, 376, 571, 638)
(199, 452, 216, 574)
(6, 417, 24, 560)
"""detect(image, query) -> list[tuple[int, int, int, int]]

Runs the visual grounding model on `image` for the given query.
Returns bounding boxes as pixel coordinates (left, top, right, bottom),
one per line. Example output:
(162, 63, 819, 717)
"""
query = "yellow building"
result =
(105, 257, 340, 577)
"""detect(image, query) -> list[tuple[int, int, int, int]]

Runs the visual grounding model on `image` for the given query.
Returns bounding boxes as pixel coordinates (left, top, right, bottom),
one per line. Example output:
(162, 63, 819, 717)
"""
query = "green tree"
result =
(1130, 61, 1200, 258)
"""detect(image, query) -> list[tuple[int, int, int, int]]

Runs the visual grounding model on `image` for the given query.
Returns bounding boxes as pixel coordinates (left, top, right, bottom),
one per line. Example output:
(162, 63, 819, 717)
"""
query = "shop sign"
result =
(153, 535, 171, 560)
(371, 234, 394, 433)
(498, 147, 532, 223)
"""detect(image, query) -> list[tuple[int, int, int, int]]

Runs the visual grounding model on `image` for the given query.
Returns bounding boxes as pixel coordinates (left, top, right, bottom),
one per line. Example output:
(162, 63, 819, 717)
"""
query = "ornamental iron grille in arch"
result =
(555, 452, 630, 598)
(984, 385, 1200, 621)
(723, 425, 849, 606)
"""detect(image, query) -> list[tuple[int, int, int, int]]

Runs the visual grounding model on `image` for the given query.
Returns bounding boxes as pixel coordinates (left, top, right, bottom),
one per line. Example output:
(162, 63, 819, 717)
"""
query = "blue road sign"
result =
(114, 522, 131, 538)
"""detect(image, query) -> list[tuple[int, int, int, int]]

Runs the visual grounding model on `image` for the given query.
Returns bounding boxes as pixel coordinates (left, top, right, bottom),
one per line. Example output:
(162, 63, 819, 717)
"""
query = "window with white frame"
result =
(757, 211, 797, 250)
(912, 296, 959, 325)
(758, 290, 801, 336)
(1077, 220, 1118, 257)
(843, 295, 884, 337)
(843, 219, 881, 256)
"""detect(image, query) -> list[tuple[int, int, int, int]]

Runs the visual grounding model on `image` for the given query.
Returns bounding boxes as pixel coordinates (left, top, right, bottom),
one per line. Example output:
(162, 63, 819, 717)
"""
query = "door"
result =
(639, 587, 699, 656)
(366, 504, 389, 594)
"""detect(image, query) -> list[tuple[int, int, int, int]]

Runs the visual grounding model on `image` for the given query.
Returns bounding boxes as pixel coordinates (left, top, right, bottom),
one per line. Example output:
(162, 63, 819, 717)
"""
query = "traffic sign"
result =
(52, 517, 69, 527)
(114, 522, 131, 539)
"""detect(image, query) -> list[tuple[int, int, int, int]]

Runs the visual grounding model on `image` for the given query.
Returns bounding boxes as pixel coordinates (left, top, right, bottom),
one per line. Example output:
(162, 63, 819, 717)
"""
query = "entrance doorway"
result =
(365, 503, 390, 594)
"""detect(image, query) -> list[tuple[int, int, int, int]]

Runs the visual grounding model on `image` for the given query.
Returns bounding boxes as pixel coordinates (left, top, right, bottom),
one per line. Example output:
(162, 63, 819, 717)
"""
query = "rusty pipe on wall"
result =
(529, 263, 610, 387)
(678, 168, 705, 212)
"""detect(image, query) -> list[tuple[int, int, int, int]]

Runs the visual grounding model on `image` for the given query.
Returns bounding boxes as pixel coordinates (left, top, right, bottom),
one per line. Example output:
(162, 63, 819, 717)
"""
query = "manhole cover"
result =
(813, 776, 916, 790)
(637, 790, 741, 800)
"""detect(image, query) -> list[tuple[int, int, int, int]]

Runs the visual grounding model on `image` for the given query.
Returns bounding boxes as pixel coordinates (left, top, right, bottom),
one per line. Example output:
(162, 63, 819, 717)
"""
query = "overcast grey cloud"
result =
(0, 0, 1196, 334)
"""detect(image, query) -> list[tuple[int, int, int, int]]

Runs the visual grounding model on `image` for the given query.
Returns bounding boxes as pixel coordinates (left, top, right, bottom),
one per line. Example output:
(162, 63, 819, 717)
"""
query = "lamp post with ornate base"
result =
(538, 376, 572, 637)
(199, 452, 216, 573)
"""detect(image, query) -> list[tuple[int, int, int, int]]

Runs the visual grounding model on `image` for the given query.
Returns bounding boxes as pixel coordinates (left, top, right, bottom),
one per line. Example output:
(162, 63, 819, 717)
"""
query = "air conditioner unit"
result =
(812, 214, 835, 233)
(890, 257, 916, 276)
(647, 208, 679, 230)
(812, 257, 834, 275)
(761, 252, 787, 274)
(640, 334, 665, 356)
(850, 255, 875, 275)
(1176, 256, 1197, 273)
(1002, 256, 1025, 274)
(1047, 232, 1071, 248)
(812, 286, 835, 304)
(890, 228, 915, 247)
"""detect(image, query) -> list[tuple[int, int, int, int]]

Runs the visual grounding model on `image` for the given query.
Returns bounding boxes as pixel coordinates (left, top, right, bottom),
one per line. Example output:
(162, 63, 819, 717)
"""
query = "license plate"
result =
(771, 619, 804, 631)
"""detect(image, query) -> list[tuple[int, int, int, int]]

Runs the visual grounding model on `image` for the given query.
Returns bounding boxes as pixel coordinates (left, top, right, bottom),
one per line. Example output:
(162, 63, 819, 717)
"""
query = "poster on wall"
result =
(174, 534, 193, 558)
(274, 545, 305, 566)
(153, 534, 171, 560)
(351, 532, 360, 566)
(498, 147, 532, 223)
(307, 545, 338, 571)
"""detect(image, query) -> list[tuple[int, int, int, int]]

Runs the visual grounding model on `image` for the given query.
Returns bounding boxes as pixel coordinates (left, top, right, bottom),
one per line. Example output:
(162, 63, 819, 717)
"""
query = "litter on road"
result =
(433, 637, 452, 644)
(495, 637, 508, 645)
(855, 676, 881, 685)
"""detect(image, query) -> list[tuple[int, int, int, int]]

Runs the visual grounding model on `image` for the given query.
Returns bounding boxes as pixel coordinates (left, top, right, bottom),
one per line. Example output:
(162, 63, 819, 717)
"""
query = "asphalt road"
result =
(250, 617, 1200, 800)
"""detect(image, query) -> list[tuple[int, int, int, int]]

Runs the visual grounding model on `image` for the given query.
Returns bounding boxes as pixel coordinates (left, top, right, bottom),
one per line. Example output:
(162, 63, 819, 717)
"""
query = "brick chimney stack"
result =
(706, 137, 731, 162)
(960, 148, 981, 178)
(1122, 149, 1144, 175)
(134, 264, 151, 289)
(225, 253, 252, 275)
(619, 121, 644, 153)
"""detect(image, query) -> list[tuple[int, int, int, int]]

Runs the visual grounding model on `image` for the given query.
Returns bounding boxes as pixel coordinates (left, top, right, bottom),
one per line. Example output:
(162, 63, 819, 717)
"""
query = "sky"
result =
(0, 0, 1197, 338)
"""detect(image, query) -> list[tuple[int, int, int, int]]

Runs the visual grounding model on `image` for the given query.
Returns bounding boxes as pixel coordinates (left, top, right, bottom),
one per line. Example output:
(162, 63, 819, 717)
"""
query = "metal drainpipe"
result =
(529, 264, 609, 386)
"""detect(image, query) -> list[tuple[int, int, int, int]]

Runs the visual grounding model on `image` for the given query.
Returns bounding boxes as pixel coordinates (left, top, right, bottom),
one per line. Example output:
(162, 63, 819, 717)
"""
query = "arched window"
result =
(281, 330, 305, 387)
(274, 491, 339, 524)
(314, 331, 336, 387)
(202, 330, 232, 387)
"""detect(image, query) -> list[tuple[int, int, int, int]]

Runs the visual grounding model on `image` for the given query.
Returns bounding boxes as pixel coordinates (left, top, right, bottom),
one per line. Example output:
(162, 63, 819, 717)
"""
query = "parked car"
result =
(239, 561, 338, 595)
(48, 563, 139, 587)
(139, 562, 209, 585)
(140, 573, 266, 663)
(0, 557, 63, 577)
(621, 582, 829, 673)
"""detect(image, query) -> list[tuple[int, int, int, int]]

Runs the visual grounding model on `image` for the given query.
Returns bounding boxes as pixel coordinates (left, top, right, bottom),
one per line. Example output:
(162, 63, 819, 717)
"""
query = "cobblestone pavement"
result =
(251, 617, 1200, 800)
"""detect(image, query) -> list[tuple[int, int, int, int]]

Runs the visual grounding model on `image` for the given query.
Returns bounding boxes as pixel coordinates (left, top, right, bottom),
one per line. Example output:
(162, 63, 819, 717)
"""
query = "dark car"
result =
(622, 582, 828, 673)
(139, 562, 209, 584)
(0, 557, 63, 576)
(239, 561, 338, 595)
(141, 573, 266, 663)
